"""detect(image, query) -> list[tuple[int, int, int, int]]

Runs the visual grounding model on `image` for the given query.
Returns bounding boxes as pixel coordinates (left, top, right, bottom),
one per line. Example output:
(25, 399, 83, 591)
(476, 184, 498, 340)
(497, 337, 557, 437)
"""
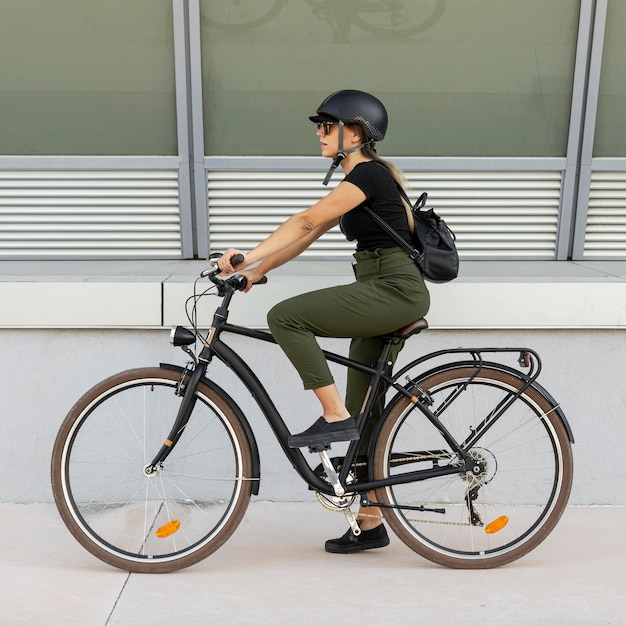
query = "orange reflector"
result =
(485, 516, 509, 534)
(156, 520, 180, 538)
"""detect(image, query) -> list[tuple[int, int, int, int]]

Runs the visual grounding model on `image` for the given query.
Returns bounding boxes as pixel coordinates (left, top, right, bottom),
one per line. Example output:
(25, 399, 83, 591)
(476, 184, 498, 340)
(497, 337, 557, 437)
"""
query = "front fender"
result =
(160, 363, 261, 495)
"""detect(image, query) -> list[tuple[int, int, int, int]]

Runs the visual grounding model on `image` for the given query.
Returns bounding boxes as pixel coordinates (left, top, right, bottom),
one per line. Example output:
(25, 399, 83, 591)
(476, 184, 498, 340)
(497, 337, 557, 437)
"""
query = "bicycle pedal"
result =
(308, 442, 332, 453)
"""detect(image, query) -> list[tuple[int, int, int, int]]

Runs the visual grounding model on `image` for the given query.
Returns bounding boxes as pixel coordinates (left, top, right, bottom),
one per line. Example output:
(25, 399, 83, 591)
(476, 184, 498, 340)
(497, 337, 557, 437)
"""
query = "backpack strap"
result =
(360, 162, 428, 258)
(361, 205, 421, 261)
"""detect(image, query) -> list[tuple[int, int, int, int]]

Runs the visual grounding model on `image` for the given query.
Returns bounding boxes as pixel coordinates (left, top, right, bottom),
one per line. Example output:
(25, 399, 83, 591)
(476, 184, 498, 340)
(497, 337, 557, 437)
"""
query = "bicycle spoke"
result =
(52, 368, 253, 572)
(374, 366, 572, 568)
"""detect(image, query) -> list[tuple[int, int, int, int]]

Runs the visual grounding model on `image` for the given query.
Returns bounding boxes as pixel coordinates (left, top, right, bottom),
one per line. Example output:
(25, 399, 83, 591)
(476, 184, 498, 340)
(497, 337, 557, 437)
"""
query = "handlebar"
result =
(202, 253, 267, 292)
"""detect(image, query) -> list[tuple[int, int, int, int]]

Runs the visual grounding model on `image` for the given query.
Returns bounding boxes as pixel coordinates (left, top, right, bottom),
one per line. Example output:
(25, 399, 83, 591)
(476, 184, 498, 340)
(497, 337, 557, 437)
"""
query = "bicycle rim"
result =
(51, 368, 253, 573)
(373, 366, 573, 568)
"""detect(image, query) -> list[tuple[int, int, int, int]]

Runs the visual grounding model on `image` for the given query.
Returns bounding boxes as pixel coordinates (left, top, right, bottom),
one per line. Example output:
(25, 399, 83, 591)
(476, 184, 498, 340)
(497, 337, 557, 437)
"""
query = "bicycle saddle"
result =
(390, 317, 429, 339)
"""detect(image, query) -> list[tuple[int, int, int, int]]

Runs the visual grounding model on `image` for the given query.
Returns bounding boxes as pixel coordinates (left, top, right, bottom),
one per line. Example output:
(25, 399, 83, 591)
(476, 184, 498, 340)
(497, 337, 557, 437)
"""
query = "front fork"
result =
(145, 293, 231, 475)
(144, 361, 208, 474)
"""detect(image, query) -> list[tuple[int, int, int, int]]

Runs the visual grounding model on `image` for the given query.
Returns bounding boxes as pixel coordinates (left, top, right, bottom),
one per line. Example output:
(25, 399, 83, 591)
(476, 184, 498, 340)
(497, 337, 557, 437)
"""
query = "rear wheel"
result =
(51, 367, 254, 573)
(373, 366, 573, 568)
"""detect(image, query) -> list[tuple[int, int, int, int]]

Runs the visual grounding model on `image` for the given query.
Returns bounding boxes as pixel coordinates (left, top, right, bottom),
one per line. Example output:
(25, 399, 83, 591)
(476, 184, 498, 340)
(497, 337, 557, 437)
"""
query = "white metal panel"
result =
(207, 170, 562, 259)
(584, 171, 626, 258)
(0, 170, 182, 258)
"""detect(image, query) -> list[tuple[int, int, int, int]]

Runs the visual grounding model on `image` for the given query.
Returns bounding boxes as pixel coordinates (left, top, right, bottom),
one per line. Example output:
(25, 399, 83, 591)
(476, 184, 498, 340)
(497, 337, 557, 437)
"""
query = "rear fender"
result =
(368, 360, 574, 466)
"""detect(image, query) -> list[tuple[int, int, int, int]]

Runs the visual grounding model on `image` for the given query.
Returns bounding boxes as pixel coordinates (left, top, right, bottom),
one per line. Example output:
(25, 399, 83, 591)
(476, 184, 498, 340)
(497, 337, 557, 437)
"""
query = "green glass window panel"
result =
(594, 1, 626, 157)
(200, 0, 579, 157)
(0, 0, 177, 155)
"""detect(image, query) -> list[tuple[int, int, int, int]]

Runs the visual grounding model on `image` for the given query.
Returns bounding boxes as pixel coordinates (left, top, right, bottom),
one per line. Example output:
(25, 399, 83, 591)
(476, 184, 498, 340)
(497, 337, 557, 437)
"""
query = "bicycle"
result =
(51, 255, 574, 573)
(202, 0, 446, 41)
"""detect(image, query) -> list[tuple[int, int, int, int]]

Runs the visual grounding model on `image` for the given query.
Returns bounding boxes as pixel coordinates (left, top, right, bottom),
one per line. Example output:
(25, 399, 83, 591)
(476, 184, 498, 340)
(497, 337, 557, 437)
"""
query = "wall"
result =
(2, 327, 624, 505)
(2, 259, 625, 505)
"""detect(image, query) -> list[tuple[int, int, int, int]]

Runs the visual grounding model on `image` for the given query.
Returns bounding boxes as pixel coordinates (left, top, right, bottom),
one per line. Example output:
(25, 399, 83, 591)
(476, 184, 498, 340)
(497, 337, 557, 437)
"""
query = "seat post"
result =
(375, 337, 398, 374)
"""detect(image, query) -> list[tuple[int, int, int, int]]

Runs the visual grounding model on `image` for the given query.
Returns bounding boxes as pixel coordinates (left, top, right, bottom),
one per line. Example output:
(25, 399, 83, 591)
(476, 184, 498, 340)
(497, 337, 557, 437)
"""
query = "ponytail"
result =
(360, 143, 413, 227)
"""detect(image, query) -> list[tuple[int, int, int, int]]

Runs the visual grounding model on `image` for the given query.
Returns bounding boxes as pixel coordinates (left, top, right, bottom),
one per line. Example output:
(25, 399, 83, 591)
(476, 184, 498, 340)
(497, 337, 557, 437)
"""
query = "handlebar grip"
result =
(201, 252, 245, 278)
(231, 253, 245, 267)
(202, 252, 268, 288)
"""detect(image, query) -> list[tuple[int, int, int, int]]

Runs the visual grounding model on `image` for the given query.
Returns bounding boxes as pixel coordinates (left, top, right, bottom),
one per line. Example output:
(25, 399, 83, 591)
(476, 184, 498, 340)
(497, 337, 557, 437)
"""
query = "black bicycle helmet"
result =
(310, 89, 388, 184)
(309, 89, 388, 141)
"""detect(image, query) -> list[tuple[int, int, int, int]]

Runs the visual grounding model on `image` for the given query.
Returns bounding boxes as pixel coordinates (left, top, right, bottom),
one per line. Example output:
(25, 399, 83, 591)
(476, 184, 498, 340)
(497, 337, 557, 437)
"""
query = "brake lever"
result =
(201, 253, 245, 279)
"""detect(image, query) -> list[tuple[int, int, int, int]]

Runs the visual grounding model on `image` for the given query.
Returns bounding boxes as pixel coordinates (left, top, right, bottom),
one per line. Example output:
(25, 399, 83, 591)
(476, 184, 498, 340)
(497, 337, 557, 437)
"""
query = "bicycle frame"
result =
(212, 323, 469, 495)
(148, 276, 568, 499)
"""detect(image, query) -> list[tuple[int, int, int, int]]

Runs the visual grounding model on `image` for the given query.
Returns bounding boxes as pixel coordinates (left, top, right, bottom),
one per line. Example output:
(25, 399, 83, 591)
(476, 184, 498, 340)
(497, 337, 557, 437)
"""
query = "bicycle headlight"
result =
(170, 326, 196, 347)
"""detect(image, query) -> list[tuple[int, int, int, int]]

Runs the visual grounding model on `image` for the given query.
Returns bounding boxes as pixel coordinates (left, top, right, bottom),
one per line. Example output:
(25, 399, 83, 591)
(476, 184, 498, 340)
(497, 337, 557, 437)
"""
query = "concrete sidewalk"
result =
(1, 502, 624, 625)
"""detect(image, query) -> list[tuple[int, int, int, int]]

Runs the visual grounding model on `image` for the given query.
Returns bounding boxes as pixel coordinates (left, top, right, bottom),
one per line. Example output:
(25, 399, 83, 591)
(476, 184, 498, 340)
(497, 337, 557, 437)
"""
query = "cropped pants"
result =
(267, 247, 430, 455)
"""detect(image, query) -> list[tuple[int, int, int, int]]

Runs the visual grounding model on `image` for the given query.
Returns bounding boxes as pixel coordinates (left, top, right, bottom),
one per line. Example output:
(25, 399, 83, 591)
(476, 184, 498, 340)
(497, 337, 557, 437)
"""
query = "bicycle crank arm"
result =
(315, 447, 345, 497)
(343, 509, 361, 536)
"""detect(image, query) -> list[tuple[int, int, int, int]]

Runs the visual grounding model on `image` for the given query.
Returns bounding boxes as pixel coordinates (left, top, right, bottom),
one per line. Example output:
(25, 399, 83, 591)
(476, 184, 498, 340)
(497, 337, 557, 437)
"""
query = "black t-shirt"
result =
(341, 161, 412, 252)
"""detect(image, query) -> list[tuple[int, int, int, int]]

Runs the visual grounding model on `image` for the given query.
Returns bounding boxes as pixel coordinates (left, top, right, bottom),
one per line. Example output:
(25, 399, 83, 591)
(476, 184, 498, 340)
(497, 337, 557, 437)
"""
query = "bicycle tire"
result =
(51, 367, 254, 573)
(372, 365, 573, 569)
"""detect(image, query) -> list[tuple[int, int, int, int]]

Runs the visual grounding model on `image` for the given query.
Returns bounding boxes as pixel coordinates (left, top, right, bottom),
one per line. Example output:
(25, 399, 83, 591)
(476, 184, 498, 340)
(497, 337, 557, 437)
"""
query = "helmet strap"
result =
(322, 121, 373, 186)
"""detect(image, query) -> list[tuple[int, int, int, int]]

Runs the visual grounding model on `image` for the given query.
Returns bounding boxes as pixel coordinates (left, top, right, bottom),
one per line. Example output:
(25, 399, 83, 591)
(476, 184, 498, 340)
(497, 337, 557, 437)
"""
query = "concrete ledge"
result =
(1, 281, 163, 327)
(1, 259, 626, 329)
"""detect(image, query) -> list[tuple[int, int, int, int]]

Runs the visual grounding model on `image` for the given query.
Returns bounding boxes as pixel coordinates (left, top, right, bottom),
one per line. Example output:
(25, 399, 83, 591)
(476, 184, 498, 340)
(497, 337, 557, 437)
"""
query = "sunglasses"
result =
(315, 121, 338, 135)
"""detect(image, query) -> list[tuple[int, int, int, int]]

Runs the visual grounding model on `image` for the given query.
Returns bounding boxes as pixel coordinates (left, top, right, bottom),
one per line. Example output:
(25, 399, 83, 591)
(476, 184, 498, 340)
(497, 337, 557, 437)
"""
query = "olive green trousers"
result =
(267, 247, 430, 455)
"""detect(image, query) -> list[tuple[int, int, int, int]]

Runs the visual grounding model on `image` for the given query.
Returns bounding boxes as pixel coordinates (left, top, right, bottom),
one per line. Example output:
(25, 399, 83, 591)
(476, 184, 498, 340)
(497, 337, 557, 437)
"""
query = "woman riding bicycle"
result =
(218, 89, 430, 553)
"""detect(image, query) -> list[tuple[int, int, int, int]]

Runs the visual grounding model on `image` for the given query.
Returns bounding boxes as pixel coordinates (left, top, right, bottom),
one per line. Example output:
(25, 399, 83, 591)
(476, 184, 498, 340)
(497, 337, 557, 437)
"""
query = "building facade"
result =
(1, 1, 625, 506)
(1, 0, 625, 262)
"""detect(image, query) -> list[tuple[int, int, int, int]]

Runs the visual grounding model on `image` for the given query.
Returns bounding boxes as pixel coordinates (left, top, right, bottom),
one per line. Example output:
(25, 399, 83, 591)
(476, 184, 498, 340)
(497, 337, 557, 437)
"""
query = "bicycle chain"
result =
(316, 452, 472, 526)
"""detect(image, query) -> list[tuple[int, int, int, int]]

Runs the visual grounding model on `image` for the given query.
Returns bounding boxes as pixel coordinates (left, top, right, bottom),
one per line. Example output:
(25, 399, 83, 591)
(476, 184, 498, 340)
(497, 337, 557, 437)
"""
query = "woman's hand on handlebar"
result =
(217, 248, 248, 275)
(237, 268, 266, 293)
(213, 250, 267, 291)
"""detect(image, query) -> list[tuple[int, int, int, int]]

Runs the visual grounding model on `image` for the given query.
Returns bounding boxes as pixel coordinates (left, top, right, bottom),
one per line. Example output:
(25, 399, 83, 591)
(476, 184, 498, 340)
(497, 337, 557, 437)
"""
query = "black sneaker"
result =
(325, 524, 390, 554)
(288, 416, 359, 448)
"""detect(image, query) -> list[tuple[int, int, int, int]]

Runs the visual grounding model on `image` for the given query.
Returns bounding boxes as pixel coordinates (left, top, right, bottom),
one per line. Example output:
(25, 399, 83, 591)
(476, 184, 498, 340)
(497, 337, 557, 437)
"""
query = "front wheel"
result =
(51, 367, 254, 573)
(373, 366, 573, 568)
